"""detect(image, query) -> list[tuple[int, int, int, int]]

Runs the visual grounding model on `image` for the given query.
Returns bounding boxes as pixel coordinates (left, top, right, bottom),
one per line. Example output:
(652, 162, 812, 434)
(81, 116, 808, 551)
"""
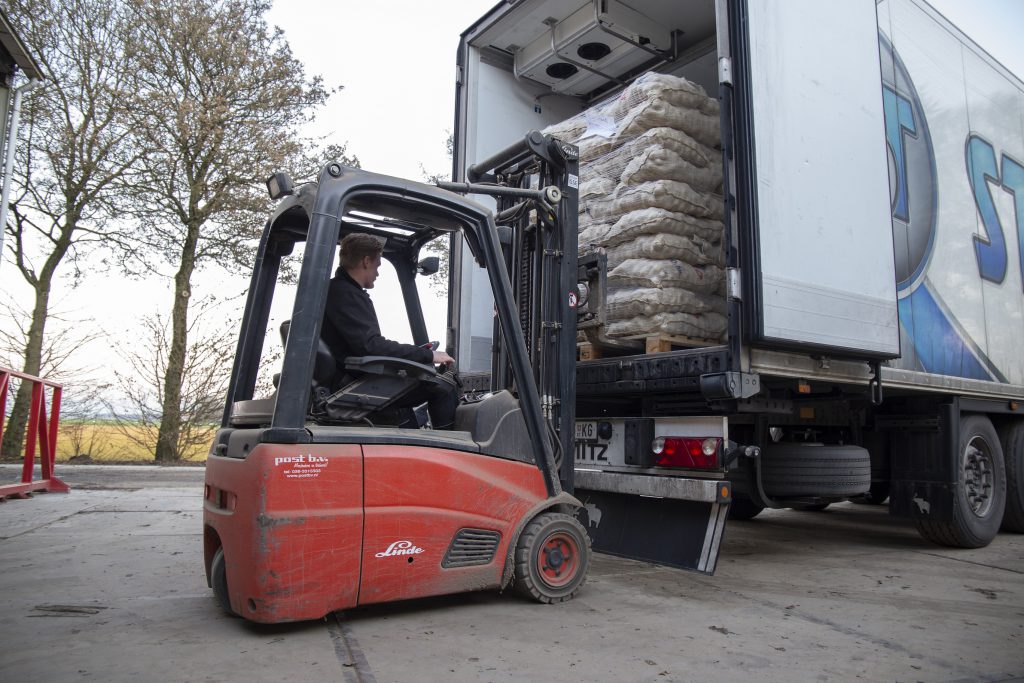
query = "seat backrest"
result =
(280, 320, 337, 390)
(280, 320, 433, 425)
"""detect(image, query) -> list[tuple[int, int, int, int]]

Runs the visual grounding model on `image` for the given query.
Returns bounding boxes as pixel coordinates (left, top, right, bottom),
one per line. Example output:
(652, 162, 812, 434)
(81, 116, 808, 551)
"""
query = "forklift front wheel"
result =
(210, 548, 237, 617)
(514, 512, 591, 603)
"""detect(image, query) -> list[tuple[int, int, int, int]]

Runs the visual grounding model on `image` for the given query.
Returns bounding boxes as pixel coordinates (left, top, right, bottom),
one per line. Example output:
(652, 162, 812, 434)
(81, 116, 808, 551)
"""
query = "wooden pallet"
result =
(578, 332, 711, 360)
(635, 333, 709, 354)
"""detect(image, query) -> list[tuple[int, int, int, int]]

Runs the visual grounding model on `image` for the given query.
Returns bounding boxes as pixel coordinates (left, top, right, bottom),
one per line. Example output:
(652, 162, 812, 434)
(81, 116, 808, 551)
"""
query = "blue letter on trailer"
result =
(883, 87, 917, 223)
(1000, 153, 1024, 292)
(966, 135, 1008, 284)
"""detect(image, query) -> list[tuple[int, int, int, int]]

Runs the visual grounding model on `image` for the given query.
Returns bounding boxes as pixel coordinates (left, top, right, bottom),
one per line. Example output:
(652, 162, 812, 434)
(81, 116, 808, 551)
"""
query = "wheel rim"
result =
(963, 435, 995, 518)
(536, 531, 580, 588)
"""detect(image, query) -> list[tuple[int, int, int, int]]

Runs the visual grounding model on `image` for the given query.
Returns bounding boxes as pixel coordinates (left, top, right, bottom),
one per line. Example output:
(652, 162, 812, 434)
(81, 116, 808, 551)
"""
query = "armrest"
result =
(344, 355, 437, 380)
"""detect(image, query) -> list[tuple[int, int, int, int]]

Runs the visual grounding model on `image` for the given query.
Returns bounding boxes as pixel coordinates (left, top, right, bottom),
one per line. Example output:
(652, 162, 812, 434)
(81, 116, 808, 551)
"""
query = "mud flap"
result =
(573, 488, 729, 575)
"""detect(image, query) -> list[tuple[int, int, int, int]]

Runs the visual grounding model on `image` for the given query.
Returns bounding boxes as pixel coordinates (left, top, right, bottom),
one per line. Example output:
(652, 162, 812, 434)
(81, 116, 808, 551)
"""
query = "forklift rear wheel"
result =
(211, 548, 236, 616)
(514, 512, 590, 603)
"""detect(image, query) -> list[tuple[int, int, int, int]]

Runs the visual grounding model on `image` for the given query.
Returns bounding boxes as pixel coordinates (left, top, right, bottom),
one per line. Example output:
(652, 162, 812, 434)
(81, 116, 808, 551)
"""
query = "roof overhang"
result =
(0, 8, 42, 81)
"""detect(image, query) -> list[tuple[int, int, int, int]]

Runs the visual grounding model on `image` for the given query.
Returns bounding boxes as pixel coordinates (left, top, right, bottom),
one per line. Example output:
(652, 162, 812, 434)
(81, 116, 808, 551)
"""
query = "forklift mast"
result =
(440, 131, 580, 492)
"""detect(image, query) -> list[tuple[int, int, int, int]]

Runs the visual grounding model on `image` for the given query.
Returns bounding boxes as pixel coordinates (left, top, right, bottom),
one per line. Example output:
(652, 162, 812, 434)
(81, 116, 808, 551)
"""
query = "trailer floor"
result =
(0, 465, 1021, 682)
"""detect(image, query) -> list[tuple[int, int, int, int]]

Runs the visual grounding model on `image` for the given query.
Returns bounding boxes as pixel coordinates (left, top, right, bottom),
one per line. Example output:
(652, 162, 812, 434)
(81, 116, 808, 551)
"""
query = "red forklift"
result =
(203, 133, 590, 623)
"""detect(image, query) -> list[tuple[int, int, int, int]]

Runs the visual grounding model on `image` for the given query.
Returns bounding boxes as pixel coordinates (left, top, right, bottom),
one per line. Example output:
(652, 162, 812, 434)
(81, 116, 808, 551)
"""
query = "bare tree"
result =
(109, 299, 234, 461)
(0, 0, 142, 457)
(420, 132, 454, 294)
(0, 301, 112, 459)
(120, 0, 331, 461)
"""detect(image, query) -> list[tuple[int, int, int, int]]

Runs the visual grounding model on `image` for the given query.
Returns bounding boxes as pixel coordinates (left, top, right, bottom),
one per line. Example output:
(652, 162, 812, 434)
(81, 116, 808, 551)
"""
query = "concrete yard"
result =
(0, 465, 1021, 682)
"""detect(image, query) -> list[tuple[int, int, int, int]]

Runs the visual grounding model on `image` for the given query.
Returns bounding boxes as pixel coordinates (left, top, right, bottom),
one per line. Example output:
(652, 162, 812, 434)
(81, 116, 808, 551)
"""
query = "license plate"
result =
(575, 421, 598, 443)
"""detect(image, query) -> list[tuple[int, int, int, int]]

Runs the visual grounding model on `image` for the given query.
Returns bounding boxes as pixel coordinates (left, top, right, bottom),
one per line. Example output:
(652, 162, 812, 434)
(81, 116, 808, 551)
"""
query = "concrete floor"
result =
(0, 465, 1022, 682)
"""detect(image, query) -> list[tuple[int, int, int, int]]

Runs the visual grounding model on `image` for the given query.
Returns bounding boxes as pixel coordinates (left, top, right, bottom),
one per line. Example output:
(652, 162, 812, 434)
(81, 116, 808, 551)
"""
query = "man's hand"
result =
(432, 350, 455, 369)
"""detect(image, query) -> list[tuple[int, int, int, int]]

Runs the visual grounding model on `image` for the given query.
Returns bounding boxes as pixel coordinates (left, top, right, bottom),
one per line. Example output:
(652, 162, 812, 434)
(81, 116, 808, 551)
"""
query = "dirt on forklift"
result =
(203, 145, 589, 623)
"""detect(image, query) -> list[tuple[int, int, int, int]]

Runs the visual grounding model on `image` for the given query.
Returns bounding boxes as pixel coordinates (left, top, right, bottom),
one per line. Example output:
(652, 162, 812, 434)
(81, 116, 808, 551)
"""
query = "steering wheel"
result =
(421, 340, 455, 373)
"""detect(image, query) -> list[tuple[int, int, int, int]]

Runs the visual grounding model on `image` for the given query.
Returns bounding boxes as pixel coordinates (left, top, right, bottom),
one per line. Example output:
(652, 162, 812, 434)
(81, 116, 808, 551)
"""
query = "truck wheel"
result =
(728, 497, 764, 520)
(998, 420, 1024, 533)
(916, 415, 1006, 548)
(514, 512, 590, 603)
(761, 444, 870, 497)
(852, 481, 890, 505)
(789, 503, 830, 512)
(210, 547, 236, 616)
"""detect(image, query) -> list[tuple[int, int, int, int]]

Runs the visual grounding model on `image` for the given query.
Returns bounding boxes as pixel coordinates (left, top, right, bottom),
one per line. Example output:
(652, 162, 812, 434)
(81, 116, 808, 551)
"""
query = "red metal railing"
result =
(0, 367, 69, 498)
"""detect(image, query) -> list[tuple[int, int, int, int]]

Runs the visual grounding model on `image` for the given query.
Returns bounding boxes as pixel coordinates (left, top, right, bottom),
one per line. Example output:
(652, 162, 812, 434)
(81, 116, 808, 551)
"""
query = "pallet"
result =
(578, 332, 711, 360)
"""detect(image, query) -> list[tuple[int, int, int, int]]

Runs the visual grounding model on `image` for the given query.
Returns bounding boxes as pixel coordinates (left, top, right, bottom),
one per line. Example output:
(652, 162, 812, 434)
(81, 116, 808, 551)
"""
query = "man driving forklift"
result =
(322, 233, 459, 429)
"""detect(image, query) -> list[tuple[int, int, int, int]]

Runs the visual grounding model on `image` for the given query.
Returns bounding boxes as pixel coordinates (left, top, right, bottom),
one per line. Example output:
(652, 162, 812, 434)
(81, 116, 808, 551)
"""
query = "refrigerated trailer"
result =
(450, 0, 1024, 553)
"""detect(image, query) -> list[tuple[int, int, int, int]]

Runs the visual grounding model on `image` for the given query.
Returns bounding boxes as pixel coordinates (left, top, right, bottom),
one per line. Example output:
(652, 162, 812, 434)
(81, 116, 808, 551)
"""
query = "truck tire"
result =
(852, 481, 890, 505)
(916, 415, 1006, 548)
(789, 503, 830, 512)
(728, 497, 764, 520)
(998, 420, 1024, 533)
(513, 512, 590, 603)
(761, 444, 870, 497)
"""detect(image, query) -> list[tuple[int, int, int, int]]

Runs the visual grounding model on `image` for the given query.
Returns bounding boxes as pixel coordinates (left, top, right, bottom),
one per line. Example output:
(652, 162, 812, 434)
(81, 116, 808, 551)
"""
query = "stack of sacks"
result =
(543, 73, 727, 343)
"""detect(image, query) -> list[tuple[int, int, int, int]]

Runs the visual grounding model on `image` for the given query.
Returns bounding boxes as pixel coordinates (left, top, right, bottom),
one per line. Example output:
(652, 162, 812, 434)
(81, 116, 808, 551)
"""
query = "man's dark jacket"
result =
(322, 268, 432, 367)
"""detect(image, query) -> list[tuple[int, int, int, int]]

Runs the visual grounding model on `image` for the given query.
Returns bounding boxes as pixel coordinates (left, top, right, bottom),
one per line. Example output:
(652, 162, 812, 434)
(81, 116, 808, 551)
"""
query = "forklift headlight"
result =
(266, 172, 294, 200)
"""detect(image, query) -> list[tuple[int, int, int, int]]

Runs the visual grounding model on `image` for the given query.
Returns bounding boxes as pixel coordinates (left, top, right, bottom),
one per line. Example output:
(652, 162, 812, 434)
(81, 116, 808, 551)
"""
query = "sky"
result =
(1, 0, 1022, 395)
(927, 0, 1024, 77)
(263, 0, 499, 180)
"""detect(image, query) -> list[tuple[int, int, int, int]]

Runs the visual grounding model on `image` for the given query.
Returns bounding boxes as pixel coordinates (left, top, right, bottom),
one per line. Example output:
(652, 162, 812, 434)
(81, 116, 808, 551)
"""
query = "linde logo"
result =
(375, 540, 425, 558)
(273, 454, 328, 467)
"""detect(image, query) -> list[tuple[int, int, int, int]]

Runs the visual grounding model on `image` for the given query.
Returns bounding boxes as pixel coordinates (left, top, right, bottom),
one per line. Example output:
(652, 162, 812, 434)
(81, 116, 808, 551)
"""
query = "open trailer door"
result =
(729, 0, 900, 359)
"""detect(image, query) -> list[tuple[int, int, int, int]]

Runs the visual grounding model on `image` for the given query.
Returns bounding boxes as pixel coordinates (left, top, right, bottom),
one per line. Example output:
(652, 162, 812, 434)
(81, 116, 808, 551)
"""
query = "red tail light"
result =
(652, 437, 721, 469)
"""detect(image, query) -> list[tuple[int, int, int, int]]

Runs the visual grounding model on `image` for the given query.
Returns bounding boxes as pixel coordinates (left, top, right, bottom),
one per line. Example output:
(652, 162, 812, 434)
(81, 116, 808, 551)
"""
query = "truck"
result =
(449, 0, 1024, 553)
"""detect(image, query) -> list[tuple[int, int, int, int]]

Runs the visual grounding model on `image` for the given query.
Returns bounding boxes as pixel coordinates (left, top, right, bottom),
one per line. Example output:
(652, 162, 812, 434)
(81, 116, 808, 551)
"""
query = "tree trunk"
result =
(1, 283, 51, 458)
(154, 222, 199, 462)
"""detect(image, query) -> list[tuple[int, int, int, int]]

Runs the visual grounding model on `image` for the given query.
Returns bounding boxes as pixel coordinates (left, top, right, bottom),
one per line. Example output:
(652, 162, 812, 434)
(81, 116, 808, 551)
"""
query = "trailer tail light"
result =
(652, 437, 721, 469)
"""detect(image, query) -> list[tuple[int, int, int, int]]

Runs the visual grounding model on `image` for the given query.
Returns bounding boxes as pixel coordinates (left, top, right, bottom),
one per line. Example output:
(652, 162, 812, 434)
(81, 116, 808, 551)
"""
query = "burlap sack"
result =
(620, 145, 721, 192)
(608, 258, 723, 294)
(603, 207, 723, 245)
(606, 286, 724, 319)
(605, 311, 728, 340)
(609, 72, 719, 117)
(578, 176, 616, 218)
(578, 222, 613, 251)
(616, 98, 720, 148)
(605, 232, 722, 268)
(589, 180, 724, 221)
(580, 125, 716, 169)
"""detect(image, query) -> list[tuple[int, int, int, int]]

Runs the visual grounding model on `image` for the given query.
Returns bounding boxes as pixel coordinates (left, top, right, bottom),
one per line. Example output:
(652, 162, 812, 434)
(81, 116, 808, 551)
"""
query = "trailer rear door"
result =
(731, 0, 900, 358)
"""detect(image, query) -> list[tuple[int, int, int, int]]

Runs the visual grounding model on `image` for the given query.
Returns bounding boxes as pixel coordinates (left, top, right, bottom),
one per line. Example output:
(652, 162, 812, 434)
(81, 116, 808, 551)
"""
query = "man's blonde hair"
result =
(339, 233, 384, 270)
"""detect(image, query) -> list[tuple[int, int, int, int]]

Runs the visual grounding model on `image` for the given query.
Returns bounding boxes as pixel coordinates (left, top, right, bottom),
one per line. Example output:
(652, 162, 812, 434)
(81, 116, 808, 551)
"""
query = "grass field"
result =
(52, 420, 212, 463)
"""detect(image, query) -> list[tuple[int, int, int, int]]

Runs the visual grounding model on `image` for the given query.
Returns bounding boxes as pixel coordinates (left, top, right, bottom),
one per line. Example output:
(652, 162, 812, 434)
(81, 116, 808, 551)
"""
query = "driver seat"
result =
(281, 320, 436, 425)
(229, 321, 438, 427)
(315, 356, 437, 423)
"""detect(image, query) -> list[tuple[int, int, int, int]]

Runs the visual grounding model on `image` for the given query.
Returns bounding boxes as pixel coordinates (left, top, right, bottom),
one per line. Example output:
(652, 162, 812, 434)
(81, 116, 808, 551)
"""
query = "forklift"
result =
(203, 133, 588, 623)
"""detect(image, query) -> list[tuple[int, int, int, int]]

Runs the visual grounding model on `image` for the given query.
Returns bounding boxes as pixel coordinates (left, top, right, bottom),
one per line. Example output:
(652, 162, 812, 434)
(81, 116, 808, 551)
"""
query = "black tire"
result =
(916, 415, 1006, 548)
(998, 420, 1024, 533)
(514, 512, 590, 603)
(852, 481, 890, 505)
(210, 547, 236, 616)
(728, 497, 764, 520)
(761, 444, 871, 497)
(789, 503, 830, 512)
